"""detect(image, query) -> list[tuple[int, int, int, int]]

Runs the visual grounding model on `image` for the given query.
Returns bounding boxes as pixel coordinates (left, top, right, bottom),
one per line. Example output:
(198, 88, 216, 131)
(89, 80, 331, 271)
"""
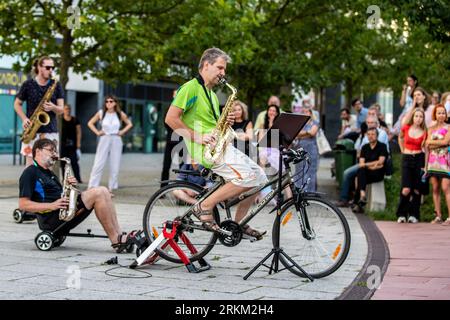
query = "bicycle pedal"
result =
(242, 234, 257, 242)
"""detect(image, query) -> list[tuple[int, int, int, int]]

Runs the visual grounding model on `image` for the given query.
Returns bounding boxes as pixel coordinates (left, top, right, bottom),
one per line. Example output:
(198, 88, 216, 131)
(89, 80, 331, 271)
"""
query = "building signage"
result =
(0, 68, 27, 91)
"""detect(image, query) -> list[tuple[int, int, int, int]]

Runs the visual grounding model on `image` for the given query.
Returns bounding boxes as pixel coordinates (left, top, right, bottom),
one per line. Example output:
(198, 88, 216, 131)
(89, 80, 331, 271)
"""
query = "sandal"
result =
(192, 203, 220, 232)
(242, 224, 267, 241)
(431, 216, 443, 224)
(442, 218, 450, 226)
(111, 231, 135, 253)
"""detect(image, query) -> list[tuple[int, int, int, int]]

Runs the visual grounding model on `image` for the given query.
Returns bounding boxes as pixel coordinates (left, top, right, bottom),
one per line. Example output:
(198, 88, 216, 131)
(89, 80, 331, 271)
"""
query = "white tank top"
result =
(99, 110, 121, 135)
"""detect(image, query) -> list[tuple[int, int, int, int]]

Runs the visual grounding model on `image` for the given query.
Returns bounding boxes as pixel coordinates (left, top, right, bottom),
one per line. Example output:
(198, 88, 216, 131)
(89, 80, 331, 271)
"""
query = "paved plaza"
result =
(0, 154, 368, 300)
(4, 153, 449, 300)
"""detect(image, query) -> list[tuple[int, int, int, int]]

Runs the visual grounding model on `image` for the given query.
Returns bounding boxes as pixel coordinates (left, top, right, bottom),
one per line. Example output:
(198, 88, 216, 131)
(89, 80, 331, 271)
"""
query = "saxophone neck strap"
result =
(196, 75, 218, 122)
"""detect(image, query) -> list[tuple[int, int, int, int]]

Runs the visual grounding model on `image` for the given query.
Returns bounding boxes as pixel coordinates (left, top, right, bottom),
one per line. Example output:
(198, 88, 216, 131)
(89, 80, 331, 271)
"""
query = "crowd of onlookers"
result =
(166, 74, 450, 224)
(335, 74, 450, 224)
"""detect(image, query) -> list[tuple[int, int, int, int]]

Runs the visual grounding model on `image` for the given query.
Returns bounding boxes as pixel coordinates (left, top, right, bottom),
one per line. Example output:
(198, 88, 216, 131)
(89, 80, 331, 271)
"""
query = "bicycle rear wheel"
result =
(142, 181, 220, 264)
(273, 196, 351, 278)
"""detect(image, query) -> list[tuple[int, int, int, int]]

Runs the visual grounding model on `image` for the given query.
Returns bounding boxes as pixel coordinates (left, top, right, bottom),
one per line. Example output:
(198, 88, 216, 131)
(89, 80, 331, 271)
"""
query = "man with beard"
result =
(18, 138, 134, 253)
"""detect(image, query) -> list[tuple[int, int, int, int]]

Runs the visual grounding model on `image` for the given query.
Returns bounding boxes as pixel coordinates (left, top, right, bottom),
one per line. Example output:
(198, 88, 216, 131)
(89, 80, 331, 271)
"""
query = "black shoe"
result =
(335, 200, 349, 207)
(358, 196, 367, 207)
(351, 204, 364, 214)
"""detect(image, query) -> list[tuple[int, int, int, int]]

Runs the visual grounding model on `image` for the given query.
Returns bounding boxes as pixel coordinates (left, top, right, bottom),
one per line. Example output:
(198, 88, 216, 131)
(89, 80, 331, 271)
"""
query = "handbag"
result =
(316, 129, 332, 155)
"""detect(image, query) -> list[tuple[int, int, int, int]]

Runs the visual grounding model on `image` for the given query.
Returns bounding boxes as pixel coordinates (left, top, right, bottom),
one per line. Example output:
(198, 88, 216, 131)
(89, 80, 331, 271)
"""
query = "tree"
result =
(0, 0, 187, 89)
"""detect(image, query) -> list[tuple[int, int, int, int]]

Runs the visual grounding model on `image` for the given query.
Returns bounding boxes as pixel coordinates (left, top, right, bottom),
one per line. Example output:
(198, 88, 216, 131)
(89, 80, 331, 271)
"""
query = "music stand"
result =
(243, 113, 314, 281)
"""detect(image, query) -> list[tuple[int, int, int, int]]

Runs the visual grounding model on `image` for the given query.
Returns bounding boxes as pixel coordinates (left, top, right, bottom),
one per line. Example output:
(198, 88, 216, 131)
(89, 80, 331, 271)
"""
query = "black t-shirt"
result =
(232, 120, 251, 155)
(61, 116, 80, 149)
(360, 141, 388, 170)
(19, 161, 62, 218)
(16, 78, 64, 133)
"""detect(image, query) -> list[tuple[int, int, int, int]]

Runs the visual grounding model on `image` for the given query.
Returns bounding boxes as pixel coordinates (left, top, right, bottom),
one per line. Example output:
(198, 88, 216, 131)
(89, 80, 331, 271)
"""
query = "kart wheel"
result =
(13, 209, 23, 223)
(35, 232, 55, 251)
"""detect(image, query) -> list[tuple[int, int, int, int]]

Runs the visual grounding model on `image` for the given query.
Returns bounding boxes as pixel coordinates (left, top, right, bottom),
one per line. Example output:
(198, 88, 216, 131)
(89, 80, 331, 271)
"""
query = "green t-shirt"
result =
(172, 78, 220, 168)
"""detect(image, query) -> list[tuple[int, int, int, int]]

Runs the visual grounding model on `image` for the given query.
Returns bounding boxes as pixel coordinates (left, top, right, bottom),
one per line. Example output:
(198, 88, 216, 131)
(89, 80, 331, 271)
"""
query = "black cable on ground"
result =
(102, 257, 153, 279)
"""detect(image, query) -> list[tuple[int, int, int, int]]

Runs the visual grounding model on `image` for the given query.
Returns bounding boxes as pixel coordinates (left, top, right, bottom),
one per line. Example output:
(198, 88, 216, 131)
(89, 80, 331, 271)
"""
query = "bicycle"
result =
(142, 148, 351, 278)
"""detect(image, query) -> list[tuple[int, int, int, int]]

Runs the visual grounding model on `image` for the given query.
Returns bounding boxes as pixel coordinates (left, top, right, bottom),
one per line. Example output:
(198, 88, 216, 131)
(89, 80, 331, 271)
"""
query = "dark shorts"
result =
(36, 194, 94, 236)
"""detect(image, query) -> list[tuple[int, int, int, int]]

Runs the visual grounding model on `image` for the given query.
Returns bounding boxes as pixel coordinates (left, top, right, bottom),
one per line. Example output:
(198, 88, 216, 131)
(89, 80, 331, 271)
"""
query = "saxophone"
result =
(21, 79, 58, 144)
(59, 157, 80, 221)
(203, 77, 238, 164)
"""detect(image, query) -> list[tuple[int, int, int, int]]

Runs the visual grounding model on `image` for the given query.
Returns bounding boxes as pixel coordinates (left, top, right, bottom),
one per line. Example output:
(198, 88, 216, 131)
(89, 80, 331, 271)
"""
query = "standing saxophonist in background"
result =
(14, 56, 64, 167)
(165, 48, 268, 239)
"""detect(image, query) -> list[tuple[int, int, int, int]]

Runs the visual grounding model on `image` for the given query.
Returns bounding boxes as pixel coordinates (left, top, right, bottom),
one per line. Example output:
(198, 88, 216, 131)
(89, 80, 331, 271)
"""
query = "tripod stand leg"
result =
(243, 249, 276, 280)
(268, 251, 281, 275)
(279, 249, 314, 281)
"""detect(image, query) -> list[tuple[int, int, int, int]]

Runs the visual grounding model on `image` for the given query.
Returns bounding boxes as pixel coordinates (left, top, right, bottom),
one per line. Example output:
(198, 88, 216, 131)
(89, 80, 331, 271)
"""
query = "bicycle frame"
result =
(180, 157, 313, 239)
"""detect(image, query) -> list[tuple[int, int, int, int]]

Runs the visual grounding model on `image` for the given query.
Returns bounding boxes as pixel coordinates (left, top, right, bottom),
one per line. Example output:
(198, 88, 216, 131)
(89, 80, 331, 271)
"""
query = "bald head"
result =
(268, 96, 280, 107)
(366, 115, 379, 129)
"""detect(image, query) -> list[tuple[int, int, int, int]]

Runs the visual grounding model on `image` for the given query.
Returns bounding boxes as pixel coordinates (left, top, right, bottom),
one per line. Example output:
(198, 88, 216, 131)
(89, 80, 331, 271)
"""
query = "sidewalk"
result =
(371, 221, 450, 300)
(0, 154, 368, 300)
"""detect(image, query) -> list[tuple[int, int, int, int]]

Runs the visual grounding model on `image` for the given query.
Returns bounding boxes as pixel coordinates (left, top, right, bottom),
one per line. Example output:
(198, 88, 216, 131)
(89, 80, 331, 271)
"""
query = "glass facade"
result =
(0, 68, 27, 154)
(104, 82, 177, 153)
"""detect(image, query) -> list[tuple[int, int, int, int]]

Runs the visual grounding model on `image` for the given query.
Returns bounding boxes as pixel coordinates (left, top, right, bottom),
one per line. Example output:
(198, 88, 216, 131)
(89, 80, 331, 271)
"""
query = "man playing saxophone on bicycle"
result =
(165, 48, 268, 239)
(14, 56, 64, 167)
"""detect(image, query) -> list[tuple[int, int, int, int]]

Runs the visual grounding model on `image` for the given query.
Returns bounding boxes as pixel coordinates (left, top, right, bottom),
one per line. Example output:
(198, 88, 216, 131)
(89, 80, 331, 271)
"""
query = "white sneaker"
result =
(397, 216, 406, 223)
(408, 216, 418, 223)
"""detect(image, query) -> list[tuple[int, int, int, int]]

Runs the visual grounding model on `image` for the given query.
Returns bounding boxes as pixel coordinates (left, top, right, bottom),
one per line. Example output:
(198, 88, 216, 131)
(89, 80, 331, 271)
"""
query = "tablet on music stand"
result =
(257, 113, 310, 149)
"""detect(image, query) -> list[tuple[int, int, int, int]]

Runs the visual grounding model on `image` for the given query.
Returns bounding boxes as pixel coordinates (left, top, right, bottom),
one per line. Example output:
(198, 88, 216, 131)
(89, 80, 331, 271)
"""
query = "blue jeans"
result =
(339, 164, 359, 201)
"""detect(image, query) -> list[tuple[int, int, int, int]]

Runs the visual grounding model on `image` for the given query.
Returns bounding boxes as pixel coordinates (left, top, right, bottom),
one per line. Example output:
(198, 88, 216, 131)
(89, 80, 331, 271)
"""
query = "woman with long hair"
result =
(393, 74, 419, 135)
(257, 104, 281, 172)
(411, 87, 430, 125)
(396, 108, 427, 223)
(87, 95, 133, 196)
(231, 100, 253, 158)
(425, 104, 450, 224)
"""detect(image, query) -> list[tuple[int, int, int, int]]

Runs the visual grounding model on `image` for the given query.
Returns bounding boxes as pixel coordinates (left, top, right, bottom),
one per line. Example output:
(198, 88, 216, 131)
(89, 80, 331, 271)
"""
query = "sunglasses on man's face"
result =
(106, 100, 115, 103)
(43, 66, 55, 70)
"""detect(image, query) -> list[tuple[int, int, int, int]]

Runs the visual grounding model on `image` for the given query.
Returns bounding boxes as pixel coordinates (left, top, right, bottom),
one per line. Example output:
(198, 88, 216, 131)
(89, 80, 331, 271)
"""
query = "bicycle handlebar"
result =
(283, 148, 310, 165)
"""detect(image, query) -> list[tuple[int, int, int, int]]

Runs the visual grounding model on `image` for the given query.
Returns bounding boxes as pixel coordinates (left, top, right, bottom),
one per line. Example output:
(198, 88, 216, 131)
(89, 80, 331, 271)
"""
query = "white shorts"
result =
(211, 144, 268, 188)
(21, 132, 59, 158)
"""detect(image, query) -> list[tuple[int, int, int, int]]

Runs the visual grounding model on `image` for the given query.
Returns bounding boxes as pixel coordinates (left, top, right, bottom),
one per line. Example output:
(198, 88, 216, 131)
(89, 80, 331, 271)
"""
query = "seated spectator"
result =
(358, 116, 390, 153)
(368, 104, 389, 132)
(373, 103, 385, 122)
(338, 108, 357, 140)
(352, 98, 369, 132)
(335, 115, 388, 207)
(351, 128, 388, 213)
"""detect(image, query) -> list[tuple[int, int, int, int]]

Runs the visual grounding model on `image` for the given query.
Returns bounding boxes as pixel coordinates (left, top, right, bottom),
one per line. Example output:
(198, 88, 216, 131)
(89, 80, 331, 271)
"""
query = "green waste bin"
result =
(333, 139, 356, 188)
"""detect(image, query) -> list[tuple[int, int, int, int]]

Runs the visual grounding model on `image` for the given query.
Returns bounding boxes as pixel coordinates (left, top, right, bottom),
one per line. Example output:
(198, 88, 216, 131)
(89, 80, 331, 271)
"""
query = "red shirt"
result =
(401, 124, 426, 151)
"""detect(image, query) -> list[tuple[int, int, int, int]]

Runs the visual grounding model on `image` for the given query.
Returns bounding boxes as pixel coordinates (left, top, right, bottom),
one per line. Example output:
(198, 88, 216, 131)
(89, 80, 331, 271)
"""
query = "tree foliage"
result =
(0, 0, 448, 111)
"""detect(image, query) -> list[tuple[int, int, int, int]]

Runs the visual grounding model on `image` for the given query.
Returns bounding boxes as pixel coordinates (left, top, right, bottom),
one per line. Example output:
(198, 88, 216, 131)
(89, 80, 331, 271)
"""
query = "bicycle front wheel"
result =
(142, 181, 220, 264)
(273, 196, 351, 278)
